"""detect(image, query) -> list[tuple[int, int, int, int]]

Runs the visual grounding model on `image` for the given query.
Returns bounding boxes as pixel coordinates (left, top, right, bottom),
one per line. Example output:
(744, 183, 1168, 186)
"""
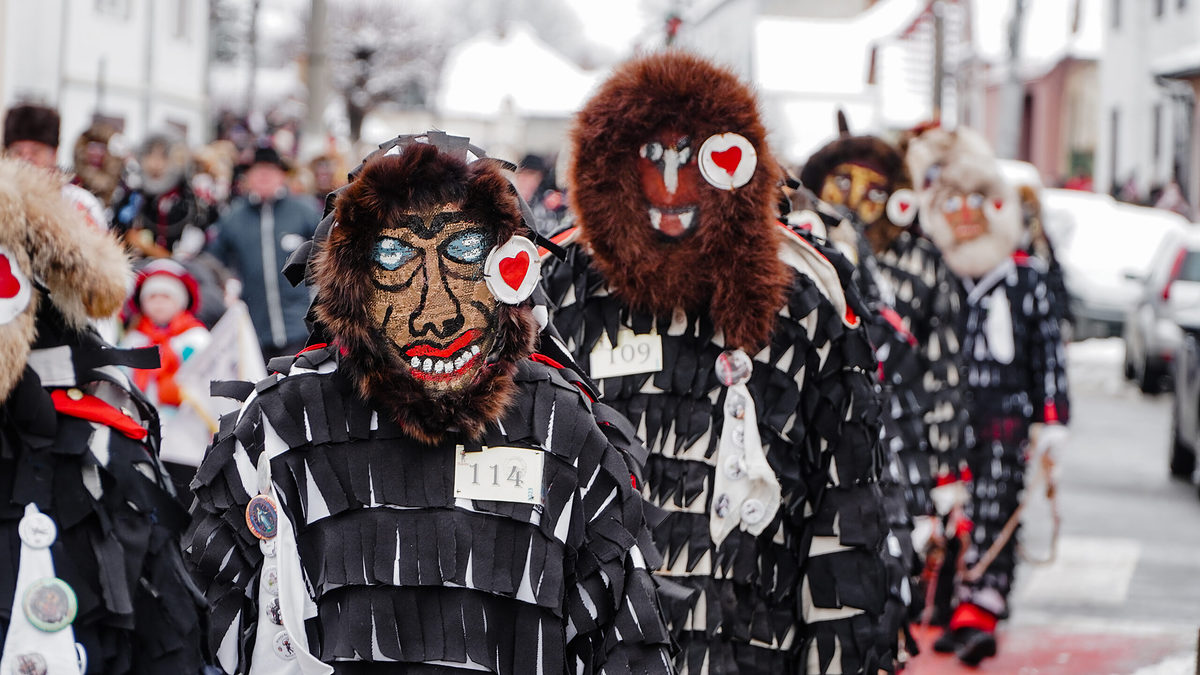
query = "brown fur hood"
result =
(312, 142, 537, 444)
(568, 50, 790, 352)
(0, 158, 129, 401)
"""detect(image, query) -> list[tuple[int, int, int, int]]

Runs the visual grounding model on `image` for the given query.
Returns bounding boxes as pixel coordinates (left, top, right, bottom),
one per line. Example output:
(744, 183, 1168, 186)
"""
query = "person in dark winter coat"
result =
(208, 147, 319, 358)
(799, 116, 968, 642)
(542, 51, 894, 674)
(185, 132, 674, 674)
(0, 157, 207, 674)
(113, 134, 208, 258)
(906, 126, 1070, 666)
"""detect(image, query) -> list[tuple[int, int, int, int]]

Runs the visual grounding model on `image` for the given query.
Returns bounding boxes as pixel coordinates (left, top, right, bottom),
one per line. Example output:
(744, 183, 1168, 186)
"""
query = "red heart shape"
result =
(0, 254, 20, 299)
(898, 201, 911, 213)
(993, 199, 1003, 210)
(711, 146, 742, 176)
(498, 250, 530, 290)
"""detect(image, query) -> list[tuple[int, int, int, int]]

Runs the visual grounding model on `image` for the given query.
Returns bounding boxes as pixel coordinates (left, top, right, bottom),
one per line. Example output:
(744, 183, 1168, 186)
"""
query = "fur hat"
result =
(4, 104, 60, 149)
(568, 50, 790, 352)
(0, 158, 129, 400)
(313, 138, 537, 444)
(906, 126, 1021, 279)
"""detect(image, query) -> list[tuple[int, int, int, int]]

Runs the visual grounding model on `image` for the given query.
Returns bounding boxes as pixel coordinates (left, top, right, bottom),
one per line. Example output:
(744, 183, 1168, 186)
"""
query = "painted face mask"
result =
(312, 133, 543, 442)
(370, 207, 497, 395)
(820, 161, 889, 226)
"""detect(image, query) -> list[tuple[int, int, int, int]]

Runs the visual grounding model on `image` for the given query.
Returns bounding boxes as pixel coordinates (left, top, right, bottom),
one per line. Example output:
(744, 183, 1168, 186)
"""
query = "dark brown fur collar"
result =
(313, 145, 536, 444)
(568, 50, 791, 352)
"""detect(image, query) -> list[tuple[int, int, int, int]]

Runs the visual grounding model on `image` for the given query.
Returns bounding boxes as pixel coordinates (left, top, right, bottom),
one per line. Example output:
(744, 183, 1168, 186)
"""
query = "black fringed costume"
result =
(0, 158, 206, 674)
(544, 228, 892, 674)
(955, 254, 1069, 615)
(185, 133, 673, 674)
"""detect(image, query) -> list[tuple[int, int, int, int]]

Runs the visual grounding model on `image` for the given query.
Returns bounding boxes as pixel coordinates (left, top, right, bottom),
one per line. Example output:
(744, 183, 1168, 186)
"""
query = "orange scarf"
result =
(131, 313, 206, 406)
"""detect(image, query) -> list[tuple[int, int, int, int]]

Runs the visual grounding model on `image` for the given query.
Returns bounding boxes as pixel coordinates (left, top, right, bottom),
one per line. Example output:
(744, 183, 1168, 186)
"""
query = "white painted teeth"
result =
(410, 344, 484, 376)
(411, 356, 421, 368)
(434, 360, 445, 374)
(423, 358, 433, 372)
(678, 209, 694, 230)
(649, 208, 663, 230)
(471, 345, 480, 355)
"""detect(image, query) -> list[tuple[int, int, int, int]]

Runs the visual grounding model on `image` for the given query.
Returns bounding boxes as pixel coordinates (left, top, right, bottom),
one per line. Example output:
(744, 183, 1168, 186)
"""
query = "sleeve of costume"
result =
(563, 417, 674, 675)
(184, 393, 265, 673)
(792, 274, 894, 674)
(1026, 268, 1070, 426)
(922, 255, 969, 474)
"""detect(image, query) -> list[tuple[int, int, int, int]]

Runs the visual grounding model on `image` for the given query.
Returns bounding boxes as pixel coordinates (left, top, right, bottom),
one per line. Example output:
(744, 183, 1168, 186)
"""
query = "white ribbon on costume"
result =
(709, 350, 783, 546)
(0, 503, 83, 675)
(249, 452, 333, 675)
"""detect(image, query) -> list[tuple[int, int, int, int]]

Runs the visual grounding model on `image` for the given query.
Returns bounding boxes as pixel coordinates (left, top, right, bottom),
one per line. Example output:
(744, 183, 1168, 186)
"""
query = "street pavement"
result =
(905, 338, 1200, 674)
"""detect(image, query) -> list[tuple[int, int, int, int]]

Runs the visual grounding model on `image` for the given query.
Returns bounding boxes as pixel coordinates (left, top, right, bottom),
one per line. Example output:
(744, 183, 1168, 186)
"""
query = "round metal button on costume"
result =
(263, 566, 280, 596)
(66, 388, 84, 401)
(713, 494, 731, 519)
(723, 392, 746, 420)
(18, 512, 57, 549)
(715, 349, 753, 387)
(273, 630, 297, 660)
(22, 577, 78, 632)
(722, 455, 746, 480)
(12, 653, 47, 675)
(266, 597, 283, 625)
(259, 538, 277, 558)
(740, 499, 766, 525)
(245, 494, 279, 540)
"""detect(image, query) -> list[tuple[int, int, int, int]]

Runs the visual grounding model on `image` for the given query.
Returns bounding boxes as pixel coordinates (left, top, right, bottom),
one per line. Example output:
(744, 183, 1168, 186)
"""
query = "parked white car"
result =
(1041, 189, 1189, 340)
(1123, 228, 1200, 392)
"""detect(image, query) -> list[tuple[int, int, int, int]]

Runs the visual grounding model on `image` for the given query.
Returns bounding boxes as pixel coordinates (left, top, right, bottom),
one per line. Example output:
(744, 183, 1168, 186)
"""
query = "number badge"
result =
(454, 445, 546, 505)
(589, 329, 664, 379)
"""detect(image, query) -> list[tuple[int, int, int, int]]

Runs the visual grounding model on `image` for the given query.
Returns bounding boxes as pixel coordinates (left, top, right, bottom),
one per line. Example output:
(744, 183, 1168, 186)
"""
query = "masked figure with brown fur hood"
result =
(800, 116, 968, 635)
(906, 127, 1070, 666)
(185, 132, 674, 674)
(542, 51, 893, 674)
(0, 158, 207, 673)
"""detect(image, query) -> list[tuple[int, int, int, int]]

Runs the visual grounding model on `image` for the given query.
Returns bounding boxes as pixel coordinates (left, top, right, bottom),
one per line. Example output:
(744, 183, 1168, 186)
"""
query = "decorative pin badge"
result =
(245, 495, 279, 540)
(483, 236, 541, 305)
(715, 350, 753, 387)
(266, 597, 284, 625)
(698, 133, 757, 190)
(18, 511, 57, 549)
(273, 630, 297, 660)
(23, 577, 78, 632)
(886, 188, 917, 227)
(0, 245, 32, 326)
(13, 653, 47, 675)
(263, 566, 280, 596)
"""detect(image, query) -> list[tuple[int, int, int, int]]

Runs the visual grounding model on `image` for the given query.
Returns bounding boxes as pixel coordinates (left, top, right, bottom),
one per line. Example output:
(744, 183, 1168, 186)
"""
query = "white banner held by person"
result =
(161, 301, 268, 467)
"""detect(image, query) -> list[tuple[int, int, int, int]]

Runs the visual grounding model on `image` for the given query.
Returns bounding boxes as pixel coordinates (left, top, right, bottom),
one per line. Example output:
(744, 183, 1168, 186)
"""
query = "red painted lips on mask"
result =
(637, 131, 702, 238)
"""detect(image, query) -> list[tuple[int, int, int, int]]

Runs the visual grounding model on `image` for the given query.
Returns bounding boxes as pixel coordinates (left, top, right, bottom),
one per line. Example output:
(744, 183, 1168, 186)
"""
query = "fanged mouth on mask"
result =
(638, 132, 701, 238)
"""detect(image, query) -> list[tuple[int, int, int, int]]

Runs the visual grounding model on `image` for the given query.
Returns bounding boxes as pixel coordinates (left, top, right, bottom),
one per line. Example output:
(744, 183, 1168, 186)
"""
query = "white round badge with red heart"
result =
(886, 188, 917, 227)
(698, 133, 757, 190)
(0, 245, 31, 325)
(484, 236, 541, 305)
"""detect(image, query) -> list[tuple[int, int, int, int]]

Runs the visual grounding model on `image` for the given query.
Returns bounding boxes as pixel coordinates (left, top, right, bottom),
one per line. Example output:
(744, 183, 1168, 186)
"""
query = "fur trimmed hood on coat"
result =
(906, 127, 1021, 279)
(567, 50, 791, 352)
(0, 158, 130, 400)
(312, 141, 537, 444)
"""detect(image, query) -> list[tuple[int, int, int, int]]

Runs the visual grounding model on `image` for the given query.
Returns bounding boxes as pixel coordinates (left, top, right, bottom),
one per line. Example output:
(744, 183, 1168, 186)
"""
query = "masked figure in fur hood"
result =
(542, 50, 893, 674)
(185, 132, 674, 674)
(799, 114, 968, 644)
(0, 158, 207, 673)
(905, 126, 1070, 666)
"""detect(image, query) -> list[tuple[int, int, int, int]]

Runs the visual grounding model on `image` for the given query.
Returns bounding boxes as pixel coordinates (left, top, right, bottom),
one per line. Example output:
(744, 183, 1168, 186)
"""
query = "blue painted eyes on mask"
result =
(442, 230, 491, 265)
(374, 237, 418, 271)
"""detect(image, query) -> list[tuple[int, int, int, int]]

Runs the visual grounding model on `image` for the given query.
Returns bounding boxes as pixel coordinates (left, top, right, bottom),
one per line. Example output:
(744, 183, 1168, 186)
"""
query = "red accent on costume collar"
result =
(297, 342, 328, 356)
(51, 389, 148, 440)
(529, 353, 566, 370)
(1043, 400, 1059, 424)
(949, 602, 998, 633)
(538, 227, 579, 257)
(1013, 249, 1030, 265)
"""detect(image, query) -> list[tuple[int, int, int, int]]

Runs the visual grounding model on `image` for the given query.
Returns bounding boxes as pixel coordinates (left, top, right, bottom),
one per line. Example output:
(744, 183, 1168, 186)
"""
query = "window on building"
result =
(1112, 0, 1121, 28)
(1154, 103, 1163, 162)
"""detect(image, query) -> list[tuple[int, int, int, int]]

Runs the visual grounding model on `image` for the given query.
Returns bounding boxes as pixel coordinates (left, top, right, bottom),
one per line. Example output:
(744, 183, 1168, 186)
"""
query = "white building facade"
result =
(0, 0, 209, 166)
(1097, 0, 1200, 208)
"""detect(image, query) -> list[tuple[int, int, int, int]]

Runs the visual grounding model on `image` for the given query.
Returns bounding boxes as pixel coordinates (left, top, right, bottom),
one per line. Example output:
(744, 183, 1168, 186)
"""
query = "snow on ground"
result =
(1067, 337, 1128, 396)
